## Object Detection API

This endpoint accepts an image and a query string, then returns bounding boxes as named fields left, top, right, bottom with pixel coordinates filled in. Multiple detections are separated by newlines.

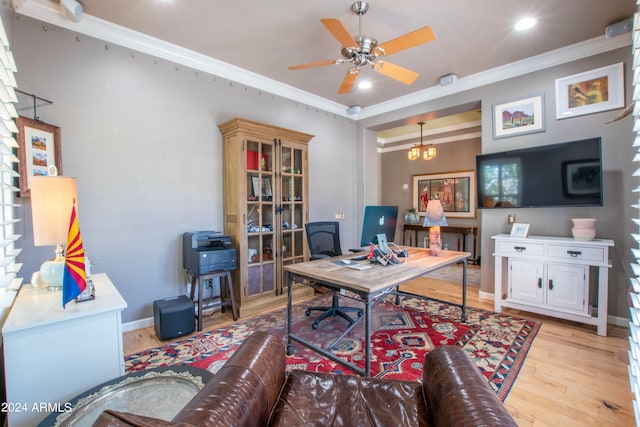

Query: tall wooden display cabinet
left=219, top=118, right=315, bottom=317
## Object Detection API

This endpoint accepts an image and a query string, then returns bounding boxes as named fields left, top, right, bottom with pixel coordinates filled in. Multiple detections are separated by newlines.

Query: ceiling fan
left=288, top=1, right=436, bottom=94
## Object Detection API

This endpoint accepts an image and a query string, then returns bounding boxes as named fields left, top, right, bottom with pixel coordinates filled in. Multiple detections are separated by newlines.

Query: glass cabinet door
left=280, top=143, right=306, bottom=286
left=246, top=139, right=276, bottom=297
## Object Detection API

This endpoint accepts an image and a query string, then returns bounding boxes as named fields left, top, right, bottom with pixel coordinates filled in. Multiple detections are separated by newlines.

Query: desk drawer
left=495, top=240, right=544, bottom=256
left=547, top=244, right=605, bottom=263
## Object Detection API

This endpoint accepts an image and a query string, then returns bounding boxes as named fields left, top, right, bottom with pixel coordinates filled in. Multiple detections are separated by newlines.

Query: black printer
left=183, top=231, right=237, bottom=274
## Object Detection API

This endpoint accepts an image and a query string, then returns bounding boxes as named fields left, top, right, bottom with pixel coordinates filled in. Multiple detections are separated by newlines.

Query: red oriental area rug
left=125, top=294, right=540, bottom=401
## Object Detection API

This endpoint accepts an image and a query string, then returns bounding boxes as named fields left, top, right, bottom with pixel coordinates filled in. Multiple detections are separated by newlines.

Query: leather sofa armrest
left=171, top=331, right=286, bottom=427
left=422, top=346, right=517, bottom=427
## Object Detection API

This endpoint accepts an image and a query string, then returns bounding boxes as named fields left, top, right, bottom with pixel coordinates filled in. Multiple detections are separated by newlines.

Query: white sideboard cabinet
left=2, top=273, right=127, bottom=427
left=492, top=234, right=613, bottom=336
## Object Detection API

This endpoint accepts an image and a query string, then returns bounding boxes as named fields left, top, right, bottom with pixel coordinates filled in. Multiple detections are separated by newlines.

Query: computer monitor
left=359, top=205, right=399, bottom=247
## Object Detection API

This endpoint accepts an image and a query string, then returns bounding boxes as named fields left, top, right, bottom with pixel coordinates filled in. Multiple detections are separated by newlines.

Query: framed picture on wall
left=555, top=62, right=624, bottom=119
left=492, top=94, right=545, bottom=139
left=412, top=170, right=476, bottom=218
left=16, top=116, right=62, bottom=197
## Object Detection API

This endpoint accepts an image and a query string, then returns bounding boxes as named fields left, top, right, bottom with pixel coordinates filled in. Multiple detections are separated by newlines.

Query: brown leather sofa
left=94, top=331, right=517, bottom=426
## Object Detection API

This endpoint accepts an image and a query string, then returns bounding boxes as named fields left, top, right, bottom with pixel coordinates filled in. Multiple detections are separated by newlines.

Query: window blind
left=630, top=5, right=640, bottom=426
left=0, top=16, right=22, bottom=301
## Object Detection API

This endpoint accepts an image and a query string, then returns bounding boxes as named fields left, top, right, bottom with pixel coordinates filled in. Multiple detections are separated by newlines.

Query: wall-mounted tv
left=476, top=137, right=602, bottom=209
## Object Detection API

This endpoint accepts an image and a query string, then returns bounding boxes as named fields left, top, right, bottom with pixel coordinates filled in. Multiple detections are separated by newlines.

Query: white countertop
left=2, top=273, right=127, bottom=334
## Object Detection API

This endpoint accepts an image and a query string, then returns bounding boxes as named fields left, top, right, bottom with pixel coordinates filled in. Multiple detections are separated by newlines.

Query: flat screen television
left=476, top=137, right=603, bottom=209
left=360, top=205, right=399, bottom=246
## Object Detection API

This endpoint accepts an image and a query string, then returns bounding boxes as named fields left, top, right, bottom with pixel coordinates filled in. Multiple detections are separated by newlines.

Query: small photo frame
left=555, top=62, right=624, bottom=119
left=251, top=176, right=272, bottom=199
left=492, top=94, right=545, bottom=139
left=510, top=223, right=530, bottom=238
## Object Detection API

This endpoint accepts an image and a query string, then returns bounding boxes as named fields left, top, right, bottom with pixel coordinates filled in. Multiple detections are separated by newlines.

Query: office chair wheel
left=357, top=311, right=364, bottom=317
left=312, top=321, right=320, bottom=330
left=305, top=309, right=312, bottom=316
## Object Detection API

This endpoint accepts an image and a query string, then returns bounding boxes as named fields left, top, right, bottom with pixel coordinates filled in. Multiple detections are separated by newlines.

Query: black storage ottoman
left=153, top=295, right=195, bottom=340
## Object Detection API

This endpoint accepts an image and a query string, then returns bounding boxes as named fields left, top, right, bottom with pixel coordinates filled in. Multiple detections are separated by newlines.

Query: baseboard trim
left=477, top=291, right=629, bottom=329
left=123, top=316, right=154, bottom=333
left=122, top=297, right=630, bottom=334
left=478, top=290, right=494, bottom=301
left=608, top=314, right=629, bottom=329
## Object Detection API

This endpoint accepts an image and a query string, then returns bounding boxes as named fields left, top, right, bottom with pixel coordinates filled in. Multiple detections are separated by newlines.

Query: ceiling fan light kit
left=289, top=1, right=436, bottom=94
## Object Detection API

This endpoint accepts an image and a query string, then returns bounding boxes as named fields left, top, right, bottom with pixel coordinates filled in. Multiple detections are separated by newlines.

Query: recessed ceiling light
left=358, top=80, right=372, bottom=90
left=515, top=17, right=537, bottom=31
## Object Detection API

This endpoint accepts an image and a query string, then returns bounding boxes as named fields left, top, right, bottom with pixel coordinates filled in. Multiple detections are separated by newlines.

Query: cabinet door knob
left=567, top=250, right=582, bottom=257
left=537, top=278, right=542, bottom=288
left=514, top=246, right=526, bottom=252
left=549, top=279, right=554, bottom=290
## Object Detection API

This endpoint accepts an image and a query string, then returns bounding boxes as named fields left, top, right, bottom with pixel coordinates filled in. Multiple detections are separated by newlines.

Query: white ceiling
left=12, top=0, right=635, bottom=126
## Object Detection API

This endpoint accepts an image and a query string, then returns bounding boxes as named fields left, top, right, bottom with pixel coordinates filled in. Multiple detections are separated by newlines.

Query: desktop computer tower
left=153, top=295, right=195, bottom=340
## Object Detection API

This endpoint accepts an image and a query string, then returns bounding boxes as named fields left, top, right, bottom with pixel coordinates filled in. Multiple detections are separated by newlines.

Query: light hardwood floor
left=123, top=276, right=634, bottom=427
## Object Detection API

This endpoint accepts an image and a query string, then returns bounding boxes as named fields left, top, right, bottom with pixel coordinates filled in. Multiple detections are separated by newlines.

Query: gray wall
left=11, top=10, right=635, bottom=323
left=380, top=138, right=481, bottom=252
left=367, top=46, right=634, bottom=320
left=12, top=15, right=358, bottom=323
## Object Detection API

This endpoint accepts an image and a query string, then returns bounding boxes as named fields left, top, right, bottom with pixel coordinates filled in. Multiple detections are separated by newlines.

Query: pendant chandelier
left=407, top=121, right=437, bottom=160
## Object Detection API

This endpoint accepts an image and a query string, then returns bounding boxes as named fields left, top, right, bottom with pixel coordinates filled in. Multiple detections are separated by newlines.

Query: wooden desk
left=402, top=224, right=478, bottom=263
left=284, top=248, right=470, bottom=377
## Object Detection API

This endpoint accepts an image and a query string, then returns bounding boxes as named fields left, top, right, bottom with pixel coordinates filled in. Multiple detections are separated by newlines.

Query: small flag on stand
left=62, top=202, right=86, bottom=308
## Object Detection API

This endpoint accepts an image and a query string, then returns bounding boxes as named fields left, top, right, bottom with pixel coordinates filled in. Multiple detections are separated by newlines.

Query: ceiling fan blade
left=288, top=59, right=336, bottom=71
left=338, top=70, right=358, bottom=94
left=374, top=61, right=419, bottom=85
left=378, top=26, right=436, bottom=56
left=321, top=18, right=358, bottom=48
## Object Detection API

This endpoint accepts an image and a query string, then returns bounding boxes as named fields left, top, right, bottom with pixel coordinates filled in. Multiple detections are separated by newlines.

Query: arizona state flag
left=62, top=203, right=86, bottom=308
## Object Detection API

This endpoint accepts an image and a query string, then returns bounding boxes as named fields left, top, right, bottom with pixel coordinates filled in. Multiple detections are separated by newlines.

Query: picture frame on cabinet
left=555, top=62, right=624, bottom=119
left=252, top=176, right=272, bottom=199
left=510, top=223, right=530, bottom=238
left=492, top=94, right=545, bottom=139
left=16, top=116, right=62, bottom=197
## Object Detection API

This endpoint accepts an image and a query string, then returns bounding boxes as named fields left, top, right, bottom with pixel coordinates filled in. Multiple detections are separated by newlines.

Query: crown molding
left=358, top=34, right=631, bottom=120
left=378, top=131, right=482, bottom=154
left=13, top=0, right=632, bottom=121
left=12, top=0, right=349, bottom=117
left=377, top=120, right=482, bottom=145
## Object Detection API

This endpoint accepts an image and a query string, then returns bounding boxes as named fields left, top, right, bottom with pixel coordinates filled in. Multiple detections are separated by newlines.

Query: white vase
left=404, top=212, right=420, bottom=224
left=571, top=218, right=596, bottom=241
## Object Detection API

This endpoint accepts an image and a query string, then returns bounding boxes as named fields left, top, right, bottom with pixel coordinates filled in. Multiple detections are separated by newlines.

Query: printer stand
left=187, top=270, right=238, bottom=331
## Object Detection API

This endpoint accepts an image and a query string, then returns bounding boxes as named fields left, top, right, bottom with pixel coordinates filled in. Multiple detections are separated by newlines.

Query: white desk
left=2, top=273, right=127, bottom=427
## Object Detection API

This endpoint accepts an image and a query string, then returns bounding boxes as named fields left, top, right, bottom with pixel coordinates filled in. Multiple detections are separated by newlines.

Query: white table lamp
left=30, top=175, right=77, bottom=289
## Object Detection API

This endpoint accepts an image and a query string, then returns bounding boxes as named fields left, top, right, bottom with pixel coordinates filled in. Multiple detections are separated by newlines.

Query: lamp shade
left=423, top=199, right=448, bottom=227
left=30, top=176, right=77, bottom=246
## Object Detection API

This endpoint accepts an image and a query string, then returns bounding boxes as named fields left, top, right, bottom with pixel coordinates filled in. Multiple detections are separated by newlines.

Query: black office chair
left=304, top=221, right=363, bottom=329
